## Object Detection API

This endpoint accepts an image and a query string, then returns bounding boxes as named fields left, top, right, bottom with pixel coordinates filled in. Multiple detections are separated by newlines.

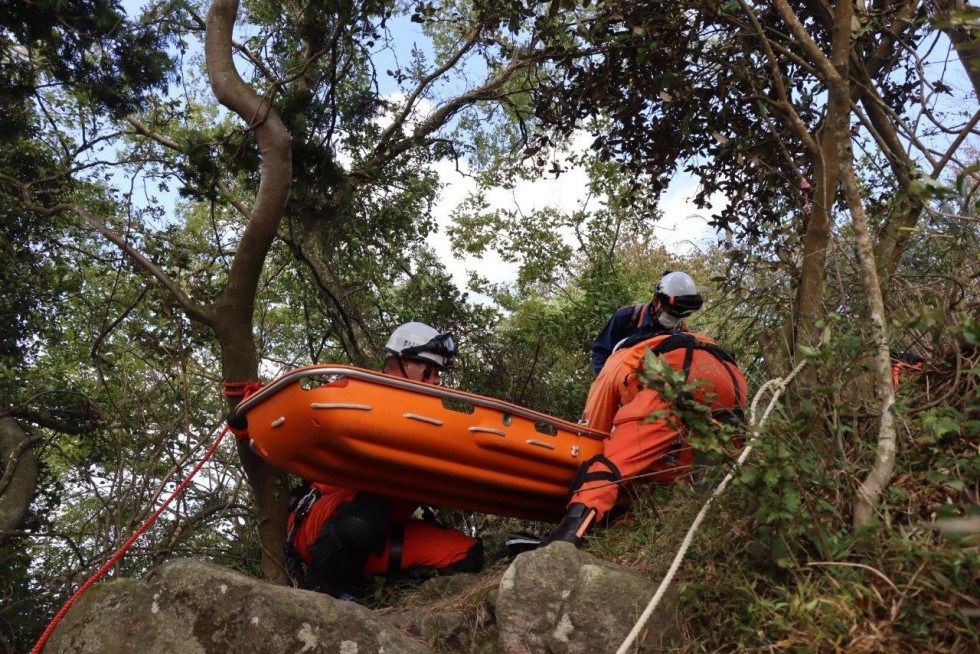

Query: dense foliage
left=1, top=0, right=977, bottom=651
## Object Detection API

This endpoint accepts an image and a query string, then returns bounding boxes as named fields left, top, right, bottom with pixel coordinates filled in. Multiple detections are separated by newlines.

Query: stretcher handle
left=231, top=365, right=607, bottom=440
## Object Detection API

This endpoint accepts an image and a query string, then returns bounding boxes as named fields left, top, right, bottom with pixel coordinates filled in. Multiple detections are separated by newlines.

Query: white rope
left=615, top=359, right=808, bottom=654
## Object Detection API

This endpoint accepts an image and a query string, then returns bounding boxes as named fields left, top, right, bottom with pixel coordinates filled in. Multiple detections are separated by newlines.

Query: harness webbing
left=631, top=302, right=647, bottom=328
left=567, top=454, right=622, bottom=500
left=387, top=524, right=405, bottom=574
left=286, top=486, right=322, bottom=543
left=643, top=334, right=745, bottom=409
left=284, top=486, right=323, bottom=587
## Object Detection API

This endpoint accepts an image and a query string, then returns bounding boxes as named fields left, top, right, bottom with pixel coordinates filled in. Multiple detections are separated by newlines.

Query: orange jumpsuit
left=571, top=332, right=748, bottom=521
left=288, top=482, right=480, bottom=579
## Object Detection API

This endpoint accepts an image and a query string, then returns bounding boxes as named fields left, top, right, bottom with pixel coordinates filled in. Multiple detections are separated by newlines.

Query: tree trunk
left=206, top=0, right=293, bottom=582
left=792, top=132, right=838, bottom=356
left=776, top=0, right=849, bottom=370
left=0, top=416, right=39, bottom=535
left=841, top=156, right=898, bottom=529
left=770, top=0, right=853, bottom=411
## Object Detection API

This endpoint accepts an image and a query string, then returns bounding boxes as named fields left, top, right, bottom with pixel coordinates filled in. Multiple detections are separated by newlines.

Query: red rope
left=221, top=380, right=263, bottom=398
left=222, top=380, right=262, bottom=438
left=31, top=426, right=230, bottom=653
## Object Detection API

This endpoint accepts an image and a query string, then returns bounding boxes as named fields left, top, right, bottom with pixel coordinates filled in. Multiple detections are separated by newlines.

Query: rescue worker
left=591, top=271, right=703, bottom=375
left=543, top=330, right=748, bottom=546
left=284, top=322, right=484, bottom=598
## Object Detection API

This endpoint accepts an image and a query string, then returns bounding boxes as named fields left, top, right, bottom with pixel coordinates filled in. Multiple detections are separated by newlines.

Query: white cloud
left=425, top=139, right=725, bottom=296
left=426, top=154, right=595, bottom=295
left=656, top=177, right=726, bottom=252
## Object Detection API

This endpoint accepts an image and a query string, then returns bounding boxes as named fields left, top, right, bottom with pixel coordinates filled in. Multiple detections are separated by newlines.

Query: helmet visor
left=656, top=292, right=703, bottom=318
left=400, top=332, right=456, bottom=368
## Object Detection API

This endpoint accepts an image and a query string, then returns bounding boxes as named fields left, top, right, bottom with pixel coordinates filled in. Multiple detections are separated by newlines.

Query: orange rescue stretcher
left=230, top=366, right=608, bottom=522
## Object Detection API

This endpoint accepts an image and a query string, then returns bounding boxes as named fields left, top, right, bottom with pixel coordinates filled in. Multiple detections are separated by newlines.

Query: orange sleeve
left=583, top=345, right=645, bottom=432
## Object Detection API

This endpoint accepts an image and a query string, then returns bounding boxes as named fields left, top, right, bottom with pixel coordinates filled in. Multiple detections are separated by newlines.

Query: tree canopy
left=1, top=0, right=977, bottom=651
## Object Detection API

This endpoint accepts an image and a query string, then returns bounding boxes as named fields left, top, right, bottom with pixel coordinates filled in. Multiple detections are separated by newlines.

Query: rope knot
left=222, top=380, right=262, bottom=439
left=221, top=380, right=263, bottom=399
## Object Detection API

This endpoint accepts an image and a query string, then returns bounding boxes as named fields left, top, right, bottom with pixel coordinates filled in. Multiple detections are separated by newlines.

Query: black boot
left=540, top=503, right=598, bottom=547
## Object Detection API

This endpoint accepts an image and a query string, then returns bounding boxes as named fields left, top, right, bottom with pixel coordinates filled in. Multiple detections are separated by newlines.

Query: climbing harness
left=283, top=485, right=323, bottom=588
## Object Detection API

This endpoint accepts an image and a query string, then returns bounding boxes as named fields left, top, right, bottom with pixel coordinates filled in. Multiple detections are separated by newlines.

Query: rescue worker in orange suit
left=284, top=322, right=483, bottom=598
left=544, top=326, right=748, bottom=546
left=591, top=271, right=702, bottom=375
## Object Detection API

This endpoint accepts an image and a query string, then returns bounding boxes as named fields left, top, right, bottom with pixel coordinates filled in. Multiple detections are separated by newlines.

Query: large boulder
left=44, top=546, right=681, bottom=654
left=495, top=542, right=680, bottom=653
left=45, top=558, right=430, bottom=654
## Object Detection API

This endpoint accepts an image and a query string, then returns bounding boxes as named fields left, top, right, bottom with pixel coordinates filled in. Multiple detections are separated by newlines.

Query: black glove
left=539, top=503, right=598, bottom=547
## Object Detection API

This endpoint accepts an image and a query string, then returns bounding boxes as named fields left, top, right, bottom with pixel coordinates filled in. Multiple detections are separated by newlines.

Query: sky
left=366, top=17, right=723, bottom=293
left=425, top=157, right=721, bottom=292
left=114, top=1, right=977, bottom=303
left=114, top=2, right=723, bottom=299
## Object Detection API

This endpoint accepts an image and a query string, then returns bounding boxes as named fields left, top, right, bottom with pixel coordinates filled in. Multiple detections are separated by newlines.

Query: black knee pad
left=332, top=514, right=387, bottom=554
left=307, top=494, right=390, bottom=593
left=566, top=454, right=621, bottom=501
left=330, top=493, right=390, bottom=555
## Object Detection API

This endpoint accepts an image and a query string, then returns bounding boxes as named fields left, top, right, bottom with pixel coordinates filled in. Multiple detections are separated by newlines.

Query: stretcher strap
left=388, top=524, right=404, bottom=574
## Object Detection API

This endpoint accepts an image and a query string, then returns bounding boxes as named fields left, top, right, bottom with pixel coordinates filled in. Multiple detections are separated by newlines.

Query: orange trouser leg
left=364, top=520, right=482, bottom=575
left=571, top=388, right=683, bottom=521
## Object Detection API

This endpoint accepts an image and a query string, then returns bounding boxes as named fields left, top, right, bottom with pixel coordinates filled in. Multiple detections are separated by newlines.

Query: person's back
left=586, top=332, right=745, bottom=433
left=545, top=331, right=747, bottom=546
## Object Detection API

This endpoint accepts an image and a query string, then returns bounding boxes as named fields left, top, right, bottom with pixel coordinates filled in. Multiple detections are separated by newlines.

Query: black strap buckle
left=286, top=487, right=322, bottom=544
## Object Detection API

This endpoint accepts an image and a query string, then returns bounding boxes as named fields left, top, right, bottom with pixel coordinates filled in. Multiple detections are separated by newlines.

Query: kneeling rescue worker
left=543, top=281, right=749, bottom=546
left=284, top=322, right=484, bottom=598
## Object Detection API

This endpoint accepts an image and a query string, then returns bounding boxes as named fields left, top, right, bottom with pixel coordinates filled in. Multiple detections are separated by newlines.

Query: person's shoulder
left=597, top=305, right=634, bottom=329
left=311, top=482, right=353, bottom=496
left=613, top=303, right=639, bottom=317
left=606, top=338, right=650, bottom=367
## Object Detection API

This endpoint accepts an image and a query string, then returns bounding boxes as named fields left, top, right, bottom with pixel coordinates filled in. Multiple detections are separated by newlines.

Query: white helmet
left=654, top=271, right=703, bottom=317
left=384, top=322, right=457, bottom=368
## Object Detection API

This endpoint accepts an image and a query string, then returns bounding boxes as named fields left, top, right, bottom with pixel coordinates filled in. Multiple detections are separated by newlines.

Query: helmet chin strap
left=396, top=357, right=411, bottom=379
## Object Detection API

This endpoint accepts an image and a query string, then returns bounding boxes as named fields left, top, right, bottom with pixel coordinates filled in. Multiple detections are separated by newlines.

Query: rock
left=45, top=558, right=431, bottom=654
left=44, top=548, right=680, bottom=654
left=495, top=542, right=680, bottom=653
